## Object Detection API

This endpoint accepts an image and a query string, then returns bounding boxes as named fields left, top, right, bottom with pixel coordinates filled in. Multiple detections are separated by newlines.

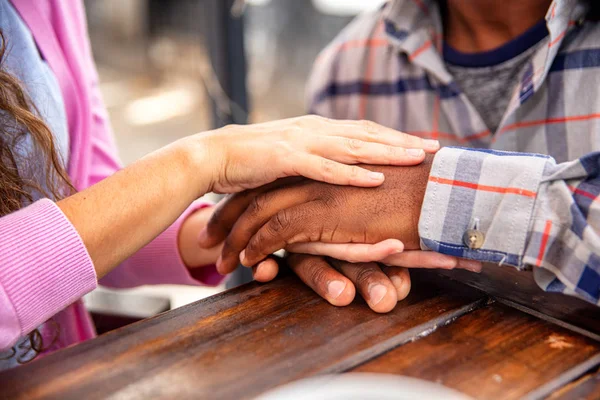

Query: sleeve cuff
left=0, top=199, right=97, bottom=347
left=418, top=147, right=550, bottom=268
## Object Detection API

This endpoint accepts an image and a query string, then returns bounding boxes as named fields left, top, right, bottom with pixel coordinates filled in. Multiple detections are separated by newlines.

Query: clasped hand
left=199, top=156, right=481, bottom=313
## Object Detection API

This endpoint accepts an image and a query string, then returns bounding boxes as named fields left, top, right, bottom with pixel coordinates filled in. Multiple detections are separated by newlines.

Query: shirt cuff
left=0, top=199, right=97, bottom=348
left=418, top=147, right=550, bottom=267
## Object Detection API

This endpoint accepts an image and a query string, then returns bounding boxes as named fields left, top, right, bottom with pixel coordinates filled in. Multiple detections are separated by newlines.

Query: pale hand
left=196, top=115, right=439, bottom=194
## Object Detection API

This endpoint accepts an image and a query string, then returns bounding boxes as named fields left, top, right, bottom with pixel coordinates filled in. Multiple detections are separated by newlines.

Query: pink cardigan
left=0, top=1, right=222, bottom=353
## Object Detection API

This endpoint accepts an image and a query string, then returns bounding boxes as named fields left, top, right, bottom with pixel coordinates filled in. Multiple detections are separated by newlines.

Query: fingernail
left=368, top=171, right=385, bottom=181
left=368, top=284, right=388, bottom=305
left=327, top=280, right=346, bottom=299
left=424, top=139, right=440, bottom=150
left=407, top=148, right=424, bottom=157
left=239, top=250, right=246, bottom=264
left=390, top=275, right=403, bottom=289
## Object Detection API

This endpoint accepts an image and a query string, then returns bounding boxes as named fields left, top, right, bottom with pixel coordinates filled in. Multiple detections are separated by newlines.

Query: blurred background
left=81, top=0, right=386, bottom=326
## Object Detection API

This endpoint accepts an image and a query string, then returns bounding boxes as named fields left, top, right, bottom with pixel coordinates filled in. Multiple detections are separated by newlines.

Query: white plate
left=257, top=373, right=473, bottom=400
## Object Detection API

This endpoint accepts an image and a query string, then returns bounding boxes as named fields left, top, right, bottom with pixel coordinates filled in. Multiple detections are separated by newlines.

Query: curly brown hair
left=0, top=30, right=74, bottom=363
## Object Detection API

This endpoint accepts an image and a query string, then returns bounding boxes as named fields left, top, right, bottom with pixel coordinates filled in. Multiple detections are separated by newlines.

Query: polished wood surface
left=1, top=270, right=599, bottom=400
left=353, top=303, right=600, bottom=400
left=438, top=264, right=600, bottom=336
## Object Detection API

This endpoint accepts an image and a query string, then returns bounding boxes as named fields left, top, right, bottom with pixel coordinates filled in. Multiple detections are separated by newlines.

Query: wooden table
left=2, top=267, right=600, bottom=400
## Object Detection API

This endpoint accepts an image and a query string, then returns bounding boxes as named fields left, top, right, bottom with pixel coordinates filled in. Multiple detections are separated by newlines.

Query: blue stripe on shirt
left=384, top=20, right=409, bottom=41
left=550, top=48, right=600, bottom=72
left=421, top=238, right=522, bottom=266
left=447, top=147, right=552, bottom=158
left=314, top=76, right=460, bottom=104
left=579, top=151, right=600, bottom=175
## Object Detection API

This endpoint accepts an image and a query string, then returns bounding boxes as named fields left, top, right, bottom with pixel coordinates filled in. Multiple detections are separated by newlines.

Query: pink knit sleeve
left=0, top=199, right=97, bottom=349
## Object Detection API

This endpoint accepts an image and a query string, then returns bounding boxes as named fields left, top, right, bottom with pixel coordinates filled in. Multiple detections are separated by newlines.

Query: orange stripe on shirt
left=549, top=21, right=578, bottom=48
left=339, top=38, right=389, bottom=52
left=409, top=40, right=432, bottom=61
left=496, top=113, right=600, bottom=141
left=569, top=185, right=600, bottom=202
left=428, top=176, right=537, bottom=198
left=536, top=220, right=553, bottom=267
left=358, top=22, right=385, bottom=119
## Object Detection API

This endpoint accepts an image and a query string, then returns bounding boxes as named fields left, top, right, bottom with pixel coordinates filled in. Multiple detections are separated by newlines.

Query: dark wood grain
left=438, top=264, right=600, bottom=335
left=353, top=303, right=600, bottom=400
left=0, top=271, right=485, bottom=400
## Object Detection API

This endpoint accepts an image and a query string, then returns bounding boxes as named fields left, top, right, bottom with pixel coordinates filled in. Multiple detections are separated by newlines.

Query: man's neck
left=443, top=0, right=553, bottom=53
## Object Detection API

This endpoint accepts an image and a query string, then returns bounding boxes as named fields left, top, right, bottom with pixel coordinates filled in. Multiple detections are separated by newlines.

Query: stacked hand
left=177, top=115, right=436, bottom=270
left=198, top=157, right=481, bottom=313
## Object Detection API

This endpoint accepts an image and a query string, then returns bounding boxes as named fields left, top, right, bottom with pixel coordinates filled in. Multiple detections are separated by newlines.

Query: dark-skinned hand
left=199, top=156, right=481, bottom=312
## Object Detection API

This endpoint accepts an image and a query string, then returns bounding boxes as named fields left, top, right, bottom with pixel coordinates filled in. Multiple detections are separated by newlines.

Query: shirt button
left=463, top=229, right=484, bottom=249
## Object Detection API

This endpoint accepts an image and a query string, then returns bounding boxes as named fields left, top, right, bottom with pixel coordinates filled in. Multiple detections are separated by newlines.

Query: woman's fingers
left=285, top=153, right=386, bottom=187
left=329, top=259, right=398, bottom=313
left=287, top=254, right=356, bottom=306
left=381, top=250, right=483, bottom=272
left=319, top=118, right=440, bottom=152
left=286, top=239, right=404, bottom=263
left=286, top=241, right=482, bottom=273
left=207, top=116, right=440, bottom=194
left=306, top=136, right=425, bottom=166
left=456, top=258, right=484, bottom=273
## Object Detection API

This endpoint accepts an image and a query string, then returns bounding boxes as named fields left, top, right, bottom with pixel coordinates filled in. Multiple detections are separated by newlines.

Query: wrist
left=175, top=133, right=220, bottom=198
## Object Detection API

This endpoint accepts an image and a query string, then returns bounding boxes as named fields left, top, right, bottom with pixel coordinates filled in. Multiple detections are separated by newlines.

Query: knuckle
left=354, top=263, right=379, bottom=286
left=308, top=262, right=331, bottom=287
left=282, top=127, right=296, bottom=142
left=304, top=114, right=323, bottom=126
left=245, top=236, right=262, bottom=257
left=248, top=194, right=266, bottom=216
left=401, top=131, right=421, bottom=146
left=316, top=115, right=331, bottom=124
left=385, top=145, right=398, bottom=159
left=320, top=158, right=337, bottom=178
left=348, top=166, right=360, bottom=180
left=269, top=210, right=292, bottom=234
left=346, top=138, right=364, bottom=152
left=361, top=119, right=378, bottom=136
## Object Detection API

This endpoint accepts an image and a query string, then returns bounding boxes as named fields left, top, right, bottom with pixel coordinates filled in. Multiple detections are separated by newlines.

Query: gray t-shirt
left=446, top=46, right=538, bottom=134
left=443, top=20, right=548, bottom=134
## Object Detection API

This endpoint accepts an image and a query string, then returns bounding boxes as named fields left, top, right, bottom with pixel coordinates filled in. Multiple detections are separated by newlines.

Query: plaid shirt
left=307, top=0, right=600, bottom=305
